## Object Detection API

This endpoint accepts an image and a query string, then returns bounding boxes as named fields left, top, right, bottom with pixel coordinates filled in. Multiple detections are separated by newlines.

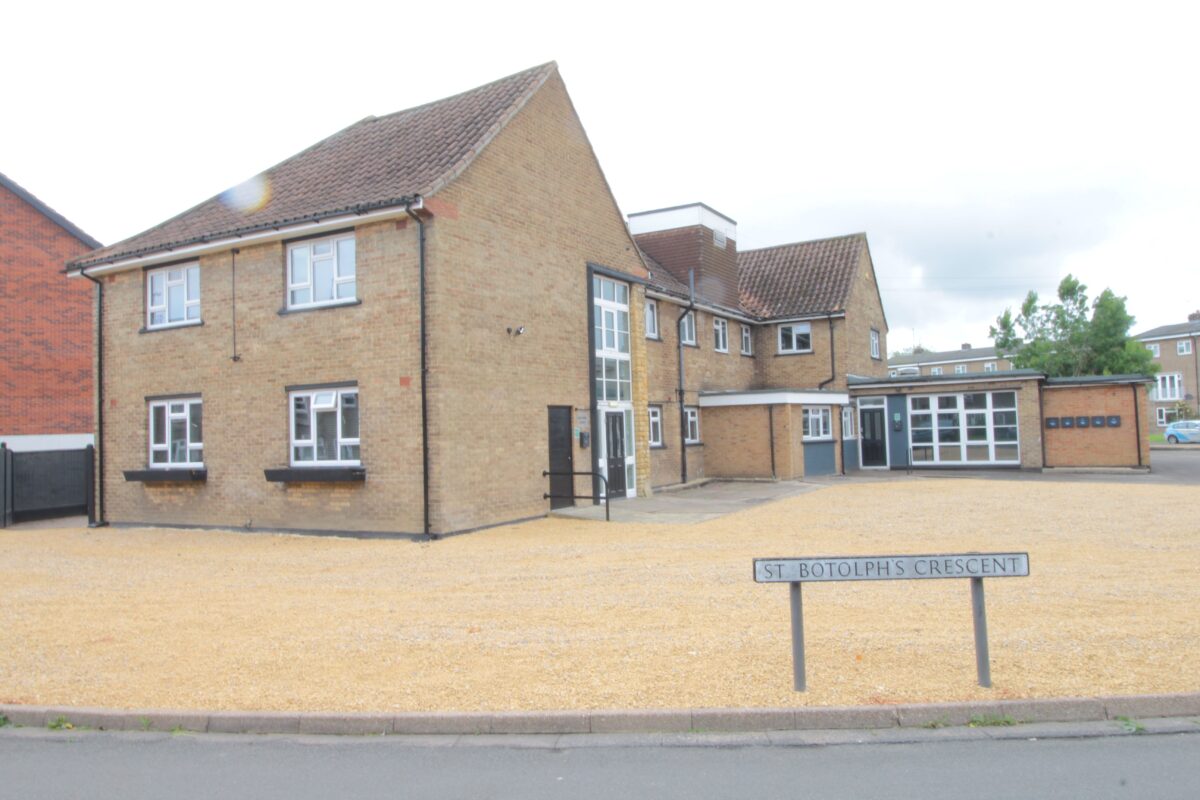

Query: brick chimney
left=961, top=343, right=972, bottom=350
left=1189, top=310, right=1200, bottom=322
left=628, top=203, right=739, bottom=308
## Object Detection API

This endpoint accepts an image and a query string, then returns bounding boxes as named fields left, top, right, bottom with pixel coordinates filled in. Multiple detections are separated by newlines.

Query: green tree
left=989, top=275, right=1158, bottom=377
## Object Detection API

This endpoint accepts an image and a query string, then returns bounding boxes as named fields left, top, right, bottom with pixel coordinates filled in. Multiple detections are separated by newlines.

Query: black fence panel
left=11, top=448, right=90, bottom=522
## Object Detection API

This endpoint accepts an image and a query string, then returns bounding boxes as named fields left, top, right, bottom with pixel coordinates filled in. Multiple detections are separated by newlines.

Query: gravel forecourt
left=1, top=479, right=1197, bottom=714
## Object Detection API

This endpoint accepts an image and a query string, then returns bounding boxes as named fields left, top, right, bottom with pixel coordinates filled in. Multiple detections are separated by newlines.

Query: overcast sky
left=5, top=1, right=1197, bottom=351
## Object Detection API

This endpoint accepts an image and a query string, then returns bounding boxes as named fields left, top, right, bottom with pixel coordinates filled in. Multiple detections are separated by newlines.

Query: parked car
left=1164, top=420, right=1200, bottom=444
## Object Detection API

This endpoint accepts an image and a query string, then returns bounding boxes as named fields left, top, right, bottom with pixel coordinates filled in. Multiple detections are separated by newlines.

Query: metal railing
left=542, top=470, right=611, bottom=522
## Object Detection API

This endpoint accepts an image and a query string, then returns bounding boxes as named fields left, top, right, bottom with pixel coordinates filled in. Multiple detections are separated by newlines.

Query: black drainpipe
left=405, top=202, right=433, bottom=539
left=1132, top=383, right=1143, bottom=468
left=81, top=271, right=107, bottom=527
left=586, top=265, right=600, bottom=504
left=230, top=249, right=241, bottom=362
left=768, top=405, right=777, bottom=479
left=1038, top=379, right=1047, bottom=469
left=676, top=271, right=696, bottom=485
left=818, top=317, right=837, bottom=389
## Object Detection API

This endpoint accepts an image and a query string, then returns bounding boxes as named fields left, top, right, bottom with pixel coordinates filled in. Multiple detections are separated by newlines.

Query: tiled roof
left=737, top=233, right=865, bottom=318
left=1135, top=320, right=1200, bottom=340
left=641, top=249, right=751, bottom=319
left=889, top=345, right=1001, bottom=367
left=70, top=63, right=556, bottom=269
left=0, top=171, right=102, bottom=249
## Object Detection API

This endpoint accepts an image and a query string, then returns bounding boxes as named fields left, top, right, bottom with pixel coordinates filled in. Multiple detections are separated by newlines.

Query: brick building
left=1135, top=313, right=1200, bottom=430
left=887, top=344, right=1013, bottom=378
left=1, top=172, right=101, bottom=451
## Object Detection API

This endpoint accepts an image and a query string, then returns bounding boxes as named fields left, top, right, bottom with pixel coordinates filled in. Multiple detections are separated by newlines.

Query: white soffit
left=699, top=391, right=850, bottom=407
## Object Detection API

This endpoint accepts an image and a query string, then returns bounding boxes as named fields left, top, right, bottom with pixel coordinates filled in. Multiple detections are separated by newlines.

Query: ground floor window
left=1157, top=406, right=1179, bottom=427
left=291, top=388, right=360, bottom=465
left=149, top=397, right=202, bottom=466
left=684, top=407, right=700, bottom=443
left=802, top=406, right=832, bottom=440
left=909, top=390, right=1019, bottom=465
left=648, top=405, right=663, bottom=446
left=842, top=406, right=856, bottom=439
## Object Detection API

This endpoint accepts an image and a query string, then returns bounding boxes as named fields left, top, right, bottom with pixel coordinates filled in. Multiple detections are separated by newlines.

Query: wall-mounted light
left=506, top=326, right=526, bottom=336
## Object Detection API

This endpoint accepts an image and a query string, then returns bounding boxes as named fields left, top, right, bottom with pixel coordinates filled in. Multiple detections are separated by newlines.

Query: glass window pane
left=617, top=311, right=629, bottom=333
left=168, top=284, right=185, bottom=321
left=966, top=413, right=987, bottom=427
left=911, top=397, right=930, bottom=411
left=290, top=248, right=310, bottom=284
left=604, top=360, right=617, bottom=381
left=618, top=361, right=630, bottom=381
left=185, top=304, right=200, bottom=320
left=152, top=450, right=168, bottom=464
left=341, top=394, right=359, bottom=439
left=626, top=463, right=635, bottom=489
left=150, top=273, right=164, bottom=305
left=291, top=288, right=311, bottom=306
left=966, top=445, right=990, bottom=462
left=964, top=393, right=987, bottom=409
left=152, top=405, right=166, bottom=445
left=994, top=444, right=1019, bottom=461
left=340, top=444, right=361, bottom=461
left=618, top=332, right=629, bottom=353
left=293, top=396, right=311, bottom=441
left=967, top=427, right=989, bottom=441
left=616, top=284, right=628, bottom=305
left=910, top=413, right=932, bottom=428
left=993, top=410, right=1017, bottom=426
left=186, top=266, right=199, bottom=301
left=316, top=410, right=337, bottom=460
left=939, top=445, right=963, bottom=461
left=912, top=429, right=933, bottom=443
left=313, top=258, right=334, bottom=301
left=170, top=403, right=184, bottom=414
left=170, top=418, right=187, bottom=462
left=938, top=396, right=959, bottom=409
left=336, top=280, right=355, bottom=299
left=796, top=332, right=811, bottom=350
left=992, top=392, right=1016, bottom=408
left=189, top=448, right=203, bottom=463
left=314, top=392, right=336, bottom=408
left=602, top=280, right=614, bottom=301
left=150, top=311, right=165, bottom=326
left=313, top=242, right=332, bottom=256
left=995, top=426, right=1018, bottom=442
left=606, top=380, right=617, bottom=401
left=168, top=269, right=182, bottom=282
left=619, top=381, right=631, bottom=401
left=294, top=446, right=314, bottom=462
left=189, top=403, right=202, bottom=443
left=337, top=239, right=356, bottom=277
left=912, top=445, right=934, bottom=462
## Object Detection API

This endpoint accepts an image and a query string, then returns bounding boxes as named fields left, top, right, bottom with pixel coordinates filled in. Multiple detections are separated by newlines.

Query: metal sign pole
left=789, top=581, right=806, bottom=691
left=970, top=577, right=991, bottom=688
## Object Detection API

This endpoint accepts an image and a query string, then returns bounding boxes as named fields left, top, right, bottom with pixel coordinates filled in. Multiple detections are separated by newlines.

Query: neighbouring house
left=1135, top=312, right=1200, bottom=430
left=887, top=344, right=1013, bottom=378
left=0, top=171, right=101, bottom=452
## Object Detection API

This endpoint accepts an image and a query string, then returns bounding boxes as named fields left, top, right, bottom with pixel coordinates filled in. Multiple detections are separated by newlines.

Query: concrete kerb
left=4, top=694, right=1200, bottom=737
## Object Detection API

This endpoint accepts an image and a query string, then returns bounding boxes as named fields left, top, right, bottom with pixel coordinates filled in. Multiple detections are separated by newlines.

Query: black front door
left=547, top=406, right=574, bottom=509
left=860, top=407, right=887, bottom=467
left=605, top=411, right=626, bottom=497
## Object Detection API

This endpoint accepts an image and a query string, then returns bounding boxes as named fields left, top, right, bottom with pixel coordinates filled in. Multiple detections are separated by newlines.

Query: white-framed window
left=645, top=299, right=659, bottom=339
left=842, top=406, right=856, bottom=439
left=1146, top=343, right=1160, bottom=358
left=870, top=329, right=881, bottom=359
left=290, top=388, right=360, bottom=465
left=802, top=407, right=832, bottom=440
left=287, top=233, right=356, bottom=310
left=680, top=310, right=696, bottom=345
left=146, top=263, right=200, bottom=329
left=1157, top=406, right=1179, bottom=427
left=909, top=391, right=1019, bottom=465
left=713, top=317, right=729, bottom=352
left=955, top=364, right=968, bottom=375
left=1179, top=340, right=1193, bottom=356
left=930, top=366, right=944, bottom=376
left=984, top=361, right=998, bottom=373
left=741, top=324, right=753, bottom=355
left=148, top=397, right=203, bottom=466
left=648, top=406, right=663, bottom=446
left=778, top=322, right=812, bottom=353
left=1154, top=373, right=1184, bottom=402
left=594, top=276, right=633, bottom=403
left=684, top=407, right=700, bottom=443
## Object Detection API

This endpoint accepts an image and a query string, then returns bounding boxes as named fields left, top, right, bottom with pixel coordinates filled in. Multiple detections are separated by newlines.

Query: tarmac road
left=2, top=724, right=1198, bottom=800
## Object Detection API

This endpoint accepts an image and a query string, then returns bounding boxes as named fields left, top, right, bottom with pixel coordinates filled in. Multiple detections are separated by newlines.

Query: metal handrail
left=542, top=470, right=611, bottom=522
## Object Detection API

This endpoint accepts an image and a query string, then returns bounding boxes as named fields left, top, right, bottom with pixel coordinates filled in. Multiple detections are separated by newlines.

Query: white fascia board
left=849, top=375, right=1041, bottom=390
left=769, top=313, right=846, bottom=325
left=628, top=205, right=737, bottom=240
left=75, top=199, right=424, bottom=277
left=1138, top=332, right=1200, bottom=343
left=699, top=391, right=850, bottom=407
left=645, top=290, right=758, bottom=325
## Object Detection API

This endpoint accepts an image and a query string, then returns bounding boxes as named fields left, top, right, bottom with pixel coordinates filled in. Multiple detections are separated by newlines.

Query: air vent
left=713, top=229, right=727, bottom=250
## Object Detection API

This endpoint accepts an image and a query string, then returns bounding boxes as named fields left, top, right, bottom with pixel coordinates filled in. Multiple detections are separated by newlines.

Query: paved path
left=2, top=721, right=1197, bottom=799
left=551, top=479, right=821, bottom=523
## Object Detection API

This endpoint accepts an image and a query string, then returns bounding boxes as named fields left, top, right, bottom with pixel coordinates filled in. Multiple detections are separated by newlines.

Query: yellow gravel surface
left=2, top=479, right=1198, bottom=713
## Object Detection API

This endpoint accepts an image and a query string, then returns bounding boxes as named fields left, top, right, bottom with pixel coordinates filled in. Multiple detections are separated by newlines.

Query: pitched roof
left=889, top=345, right=1001, bottom=367
left=1135, top=320, right=1200, bottom=340
left=70, top=62, right=556, bottom=269
left=736, top=233, right=865, bottom=318
left=0, top=171, right=102, bottom=249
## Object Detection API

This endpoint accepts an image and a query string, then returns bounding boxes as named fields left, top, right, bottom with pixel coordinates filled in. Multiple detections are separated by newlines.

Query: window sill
left=278, top=299, right=362, bottom=316
left=681, top=342, right=699, bottom=349
left=124, top=468, right=207, bottom=482
left=775, top=350, right=814, bottom=357
left=139, top=320, right=204, bottom=334
left=685, top=441, right=703, bottom=448
left=650, top=444, right=668, bottom=450
left=646, top=335, right=662, bottom=342
left=803, top=438, right=835, bottom=444
left=264, top=466, right=366, bottom=483
left=740, top=351, right=754, bottom=358
left=715, top=349, right=729, bottom=355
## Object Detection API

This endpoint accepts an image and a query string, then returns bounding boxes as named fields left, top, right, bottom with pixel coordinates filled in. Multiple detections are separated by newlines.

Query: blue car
left=1164, top=420, right=1200, bottom=444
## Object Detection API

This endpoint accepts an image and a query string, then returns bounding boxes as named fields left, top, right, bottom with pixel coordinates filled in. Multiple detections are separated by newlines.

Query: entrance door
left=547, top=407, right=574, bottom=509
left=860, top=407, right=888, bottom=467
left=604, top=411, right=627, bottom=497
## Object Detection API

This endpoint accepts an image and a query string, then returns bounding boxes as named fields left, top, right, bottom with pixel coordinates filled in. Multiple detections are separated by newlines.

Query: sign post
left=754, top=552, right=1029, bottom=690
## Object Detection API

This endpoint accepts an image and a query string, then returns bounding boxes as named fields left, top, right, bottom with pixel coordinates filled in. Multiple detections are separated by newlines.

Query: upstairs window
left=1179, top=340, right=1193, bottom=356
left=680, top=311, right=696, bottom=346
left=984, top=361, right=998, bottom=372
left=930, top=367, right=944, bottom=376
left=778, top=322, right=812, bottom=353
left=291, top=388, right=361, bottom=465
left=713, top=318, right=729, bottom=352
left=1146, top=343, right=1160, bottom=358
left=870, top=329, right=881, bottom=359
left=645, top=299, right=659, bottom=339
left=288, top=234, right=356, bottom=310
left=955, top=364, right=967, bottom=375
left=149, top=398, right=203, bottom=466
left=146, top=263, right=200, bottom=329
left=1155, top=373, right=1183, bottom=402
left=741, top=324, right=753, bottom=355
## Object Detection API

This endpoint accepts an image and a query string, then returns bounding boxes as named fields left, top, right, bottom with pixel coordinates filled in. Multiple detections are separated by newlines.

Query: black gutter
left=677, top=270, right=696, bottom=485
left=80, top=272, right=107, bottom=527
left=405, top=203, right=433, bottom=538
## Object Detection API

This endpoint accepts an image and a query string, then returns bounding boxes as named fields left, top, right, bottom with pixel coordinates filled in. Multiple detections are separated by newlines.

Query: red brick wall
left=0, top=183, right=95, bottom=436
left=1043, top=384, right=1150, bottom=468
